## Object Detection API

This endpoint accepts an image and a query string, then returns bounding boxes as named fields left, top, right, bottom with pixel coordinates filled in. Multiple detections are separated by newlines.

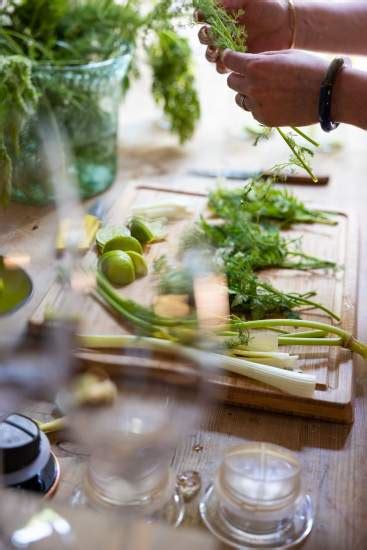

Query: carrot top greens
left=0, top=0, right=200, bottom=205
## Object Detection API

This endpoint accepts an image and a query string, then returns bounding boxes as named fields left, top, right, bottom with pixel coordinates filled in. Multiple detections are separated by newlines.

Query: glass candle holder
left=11, top=47, right=131, bottom=205
left=200, top=443, right=314, bottom=549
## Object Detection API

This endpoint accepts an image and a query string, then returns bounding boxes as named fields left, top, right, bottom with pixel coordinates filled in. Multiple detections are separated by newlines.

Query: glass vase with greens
left=0, top=0, right=200, bottom=206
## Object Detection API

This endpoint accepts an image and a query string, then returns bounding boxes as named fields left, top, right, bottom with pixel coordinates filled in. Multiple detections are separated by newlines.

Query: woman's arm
left=296, top=1, right=367, bottom=55
left=333, top=66, right=367, bottom=129
left=223, top=49, right=367, bottom=131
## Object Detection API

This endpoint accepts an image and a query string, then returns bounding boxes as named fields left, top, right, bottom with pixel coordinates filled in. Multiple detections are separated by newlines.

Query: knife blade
left=187, top=169, right=329, bottom=186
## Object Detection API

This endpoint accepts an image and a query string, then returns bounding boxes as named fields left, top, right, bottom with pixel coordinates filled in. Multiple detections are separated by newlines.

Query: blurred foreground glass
left=11, top=46, right=131, bottom=205
left=68, top=250, right=227, bottom=526
left=0, top=114, right=85, bottom=518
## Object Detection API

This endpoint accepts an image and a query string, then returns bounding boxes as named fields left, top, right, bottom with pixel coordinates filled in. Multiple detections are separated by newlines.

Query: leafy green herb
left=0, top=55, right=38, bottom=205
left=193, top=0, right=247, bottom=52
left=0, top=0, right=200, bottom=205
left=178, top=184, right=338, bottom=319
left=149, top=30, right=201, bottom=144
left=209, top=181, right=336, bottom=227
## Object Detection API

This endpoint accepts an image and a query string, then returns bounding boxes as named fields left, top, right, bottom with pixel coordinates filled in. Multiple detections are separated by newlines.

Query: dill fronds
left=193, top=0, right=247, bottom=52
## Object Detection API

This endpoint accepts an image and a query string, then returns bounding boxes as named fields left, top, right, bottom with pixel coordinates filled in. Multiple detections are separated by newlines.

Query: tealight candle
left=200, top=443, right=314, bottom=549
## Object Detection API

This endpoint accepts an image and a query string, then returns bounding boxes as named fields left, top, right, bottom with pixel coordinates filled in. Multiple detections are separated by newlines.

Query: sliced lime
left=96, top=225, right=130, bottom=252
left=129, top=217, right=167, bottom=244
left=0, top=256, right=33, bottom=315
left=126, top=251, right=148, bottom=278
left=99, top=251, right=135, bottom=286
left=129, top=217, right=154, bottom=245
left=103, top=235, right=143, bottom=255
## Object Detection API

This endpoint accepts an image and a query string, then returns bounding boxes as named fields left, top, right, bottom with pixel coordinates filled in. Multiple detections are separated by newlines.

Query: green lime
left=103, top=235, right=143, bottom=255
left=99, top=251, right=135, bottom=286
left=126, top=251, right=148, bottom=278
left=129, top=217, right=154, bottom=245
left=96, top=225, right=130, bottom=252
left=0, top=256, right=33, bottom=316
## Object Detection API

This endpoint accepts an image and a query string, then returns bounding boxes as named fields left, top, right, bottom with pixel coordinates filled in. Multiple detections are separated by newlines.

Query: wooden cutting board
left=30, top=178, right=359, bottom=424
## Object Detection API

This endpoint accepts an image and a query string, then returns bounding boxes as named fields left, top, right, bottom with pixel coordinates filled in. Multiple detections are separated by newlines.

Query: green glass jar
left=11, top=47, right=131, bottom=205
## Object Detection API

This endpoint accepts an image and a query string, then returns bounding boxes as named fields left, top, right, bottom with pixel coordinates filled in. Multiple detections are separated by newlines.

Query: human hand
left=223, top=49, right=332, bottom=127
left=197, top=0, right=292, bottom=73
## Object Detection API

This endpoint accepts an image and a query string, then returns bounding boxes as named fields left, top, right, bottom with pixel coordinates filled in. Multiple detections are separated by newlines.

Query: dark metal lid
left=0, top=414, right=41, bottom=474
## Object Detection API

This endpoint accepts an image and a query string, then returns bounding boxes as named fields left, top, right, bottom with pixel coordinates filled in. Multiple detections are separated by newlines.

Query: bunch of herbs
left=162, top=183, right=339, bottom=320
left=0, top=0, right=200, bottom=205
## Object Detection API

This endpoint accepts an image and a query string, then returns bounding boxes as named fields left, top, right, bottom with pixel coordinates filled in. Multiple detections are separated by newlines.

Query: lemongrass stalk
left=210, top=353, right=315, bottom=397
left=285, top=330, right=327, bottom=339
left=232, top=349, right=298, bottom=370
left=232, top=319, right=367, bottom=359
left=80, top=334, right=175, bottom=352
left=78, top=334, right=315, bottom=397
left=278, top=337, right=344, bottom=347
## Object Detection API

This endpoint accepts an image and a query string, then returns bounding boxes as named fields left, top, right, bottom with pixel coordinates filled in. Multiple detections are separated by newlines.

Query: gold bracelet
left=287, top=0, right=297, bottom=49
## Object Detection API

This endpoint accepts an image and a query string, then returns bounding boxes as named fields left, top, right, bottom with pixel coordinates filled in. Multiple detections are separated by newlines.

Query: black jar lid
left=0, top=414, right=60, bottom=496
left=1, top=414, right=41, bottom=474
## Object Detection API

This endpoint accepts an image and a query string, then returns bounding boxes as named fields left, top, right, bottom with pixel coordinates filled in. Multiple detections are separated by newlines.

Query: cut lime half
left=0, top=256, right=33, bottom=316
left=96, top=225, right=130, bottom=252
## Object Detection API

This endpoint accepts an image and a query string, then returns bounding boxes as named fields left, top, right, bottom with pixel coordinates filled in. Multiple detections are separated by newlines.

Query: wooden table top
left=1, top=39, right=367, bottom=549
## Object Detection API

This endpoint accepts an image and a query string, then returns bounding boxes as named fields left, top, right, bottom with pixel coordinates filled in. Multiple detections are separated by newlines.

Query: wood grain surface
left=30, top=179, right=358, bottom=423
left=1, top=31, right=367, bottom=549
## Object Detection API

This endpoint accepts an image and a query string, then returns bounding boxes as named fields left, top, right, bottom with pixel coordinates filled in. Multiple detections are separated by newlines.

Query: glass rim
left=32, top=44, right=132, bottom=73
left=223, top=443, right=301, bottom=483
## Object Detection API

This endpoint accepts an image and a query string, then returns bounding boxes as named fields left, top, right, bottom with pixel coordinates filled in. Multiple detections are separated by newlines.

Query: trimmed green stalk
left=78, top=334, right=316, bottom=397
left=232, top=319, right=367, bottom=359
left=97, top=271, right=195, bottom=328
left=285, top=330, right=327, bottom=339
left=278, top=337, right=344, bottom=347
left=232, top=349, right=298, bottom=369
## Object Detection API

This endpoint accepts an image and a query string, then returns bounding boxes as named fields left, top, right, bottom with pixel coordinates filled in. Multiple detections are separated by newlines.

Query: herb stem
left=276, top=127, right=318, bottom=182
left=291, top=127, right=320, bottom=148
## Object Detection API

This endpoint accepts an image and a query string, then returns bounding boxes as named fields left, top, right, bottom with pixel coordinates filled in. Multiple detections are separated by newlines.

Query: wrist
left=293, top=1, right=316, bottom=50
left=331, top=66, right=350, bottom=125
left=331, top=67, right=367, bottom=130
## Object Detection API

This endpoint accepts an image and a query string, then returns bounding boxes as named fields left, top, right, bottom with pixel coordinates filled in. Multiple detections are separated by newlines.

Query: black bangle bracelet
left=319, top=58, right=345, bottom=133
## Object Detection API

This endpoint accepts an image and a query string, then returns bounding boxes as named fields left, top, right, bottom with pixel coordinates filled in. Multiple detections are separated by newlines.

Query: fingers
left=206, top=45, right=220, bottom=63
left=222, top=50, right=257, bottom=74
left=227, top=72, right=249, bottom=94
left=194, top=9, right=205, bottom=23
left=198, top=25, right=212, bottom=46
left=235, top=93, right=254, bottom=112
left=216, top=59, right=229, bottom=74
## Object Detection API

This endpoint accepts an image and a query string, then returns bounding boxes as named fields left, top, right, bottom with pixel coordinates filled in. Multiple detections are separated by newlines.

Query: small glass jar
left=200, top=443, right=314, bottom=549
left=11, top=47, right=131, bottom=205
